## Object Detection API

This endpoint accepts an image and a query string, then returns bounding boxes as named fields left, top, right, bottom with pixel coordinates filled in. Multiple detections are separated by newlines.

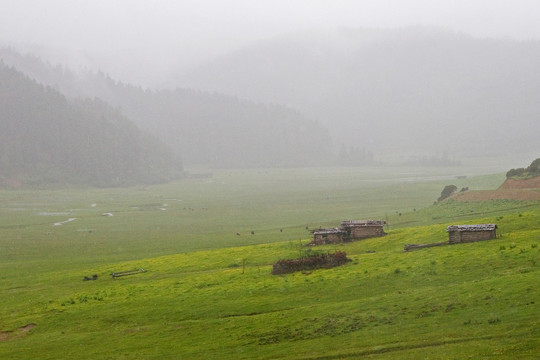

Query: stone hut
left=310, top=228, right=346, bottom=245
left=446, top=224, right=497, bottom=244
left=341, top=220, right=386, bottom=240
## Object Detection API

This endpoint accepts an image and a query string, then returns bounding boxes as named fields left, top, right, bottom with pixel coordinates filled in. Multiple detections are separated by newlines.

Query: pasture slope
left=0, top=169, right=538, bottom=359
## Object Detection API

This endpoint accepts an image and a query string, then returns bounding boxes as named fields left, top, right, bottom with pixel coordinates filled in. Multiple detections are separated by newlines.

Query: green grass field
left=0, top=167, right=538, bottom=359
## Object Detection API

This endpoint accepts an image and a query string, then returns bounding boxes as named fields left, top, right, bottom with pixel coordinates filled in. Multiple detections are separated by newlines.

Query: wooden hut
left=310, top=228, right=346, bottom=245
left=446, top=224, right=497, bottom=244
left=341, top=220, right=386, bottom=240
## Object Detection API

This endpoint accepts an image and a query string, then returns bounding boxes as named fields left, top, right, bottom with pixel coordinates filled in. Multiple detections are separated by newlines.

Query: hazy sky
left=2, top=0, right=539, bottom=85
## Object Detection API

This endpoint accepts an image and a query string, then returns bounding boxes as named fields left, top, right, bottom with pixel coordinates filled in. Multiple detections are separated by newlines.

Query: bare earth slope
left=498, top=176, right=540, bottom=190
left=452, top=176, right=540, bottom=201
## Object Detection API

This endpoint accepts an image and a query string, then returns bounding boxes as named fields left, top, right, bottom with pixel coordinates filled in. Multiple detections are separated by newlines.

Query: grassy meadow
left=0, top=167, right=538, bottom=359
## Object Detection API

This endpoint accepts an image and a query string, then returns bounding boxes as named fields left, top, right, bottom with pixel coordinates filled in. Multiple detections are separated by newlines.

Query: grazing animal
left=251, top=231, right=254, bottom=235
left=236, top=232, right=241, bottom=236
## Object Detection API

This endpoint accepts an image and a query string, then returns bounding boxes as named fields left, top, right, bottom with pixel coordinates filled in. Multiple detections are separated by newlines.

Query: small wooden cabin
left=309, top=220, right=387, bottom=246
left=341, top=220, right=386, bottom=240
left=446, top=224, right=497, bottom=244
left=310, top=228, right=346, bottom=245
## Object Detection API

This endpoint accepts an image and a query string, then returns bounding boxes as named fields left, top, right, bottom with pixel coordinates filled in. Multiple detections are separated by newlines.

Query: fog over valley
left=2, top=3, right=540, bottom=359
left=1, top=1, right=540, bottom=185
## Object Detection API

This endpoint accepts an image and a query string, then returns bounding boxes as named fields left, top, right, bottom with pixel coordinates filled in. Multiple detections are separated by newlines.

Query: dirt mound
left=452, top=189, right=540, bottom=201
left=499, top=176, right=540, bottom=190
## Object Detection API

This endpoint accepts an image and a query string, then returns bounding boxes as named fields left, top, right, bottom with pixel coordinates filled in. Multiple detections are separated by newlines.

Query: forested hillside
left=0, top=48, right=333, bottom=168
left=178, top=27, right=540, bottom=157
left=0, top=63, right=182, bottom=187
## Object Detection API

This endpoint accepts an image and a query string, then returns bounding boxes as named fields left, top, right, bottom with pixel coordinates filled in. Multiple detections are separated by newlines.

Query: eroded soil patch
left=0, top=324, right=36, bottom=342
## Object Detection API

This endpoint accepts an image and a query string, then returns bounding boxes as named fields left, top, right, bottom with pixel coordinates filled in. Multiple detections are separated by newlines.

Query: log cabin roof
left=446, top=224, right=497, bottom=232
left=341, top=220, right=386, bottom=227
left=312, top=228, right=346, bottom=235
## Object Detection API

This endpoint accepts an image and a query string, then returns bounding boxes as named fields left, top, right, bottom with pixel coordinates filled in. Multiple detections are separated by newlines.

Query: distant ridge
left=179, top=26, right=540, bottom=157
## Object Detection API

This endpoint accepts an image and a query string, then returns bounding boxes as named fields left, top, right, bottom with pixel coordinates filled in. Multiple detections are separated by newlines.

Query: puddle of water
left=53, top=218, right=77, bottom=226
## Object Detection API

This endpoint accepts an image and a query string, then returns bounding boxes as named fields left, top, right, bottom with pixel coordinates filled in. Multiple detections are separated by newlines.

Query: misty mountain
left=177, top=27, right=540, bottom=157
left=0, top=63, right=182, bottom=187
left=102, top=85, right=332, bottom=168
left=0, top=48, right=334, bottom=168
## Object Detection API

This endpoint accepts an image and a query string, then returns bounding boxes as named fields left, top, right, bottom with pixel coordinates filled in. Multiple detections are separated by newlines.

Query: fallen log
left=404, top=242, right=448, bottom=251
left=111, top=268, right=146, bottom=279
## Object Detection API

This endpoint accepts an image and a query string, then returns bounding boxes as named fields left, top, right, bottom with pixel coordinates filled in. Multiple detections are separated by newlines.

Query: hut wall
left=349, top=226, right=385, bottom=240
left=448, top=230, right=496, bottom=244
left=312, top=233, right=343, bottom=245
left=448, top=231, right=461, bottom=244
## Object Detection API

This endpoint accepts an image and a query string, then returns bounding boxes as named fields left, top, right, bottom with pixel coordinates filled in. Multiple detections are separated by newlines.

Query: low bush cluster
left=271, top=251, right=350, bottom=275
left=437, top=185, right=457, bottom=202
left=506, top=158, right=540, bottom=178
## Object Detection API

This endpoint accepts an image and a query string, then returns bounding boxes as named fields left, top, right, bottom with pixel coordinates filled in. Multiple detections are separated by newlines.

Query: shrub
left=506, top=168, right=525, bottom=178
left=526, top=158, right=540, bottom=175
left=437, top=185, right=457, bottom=202
left=506, top=158, right=540, bottom=178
